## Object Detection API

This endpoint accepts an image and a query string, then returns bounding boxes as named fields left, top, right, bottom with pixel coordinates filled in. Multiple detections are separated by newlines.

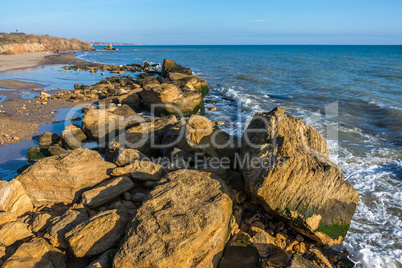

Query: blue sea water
left=1, top=45, right=401, bottom=267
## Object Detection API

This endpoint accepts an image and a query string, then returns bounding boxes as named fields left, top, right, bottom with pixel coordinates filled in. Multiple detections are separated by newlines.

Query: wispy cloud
left=250, top=19, right=267, bottom=23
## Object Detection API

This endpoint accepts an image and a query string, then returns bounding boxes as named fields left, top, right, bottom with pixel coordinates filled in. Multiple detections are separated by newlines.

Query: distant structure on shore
left=89, top=41, right=140, bottom=46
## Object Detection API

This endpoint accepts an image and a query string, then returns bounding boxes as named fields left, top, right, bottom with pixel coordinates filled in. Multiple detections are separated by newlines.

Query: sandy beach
left=0, top=52, right=95, bottom=145
left=0, top=52, right=91, bottom=74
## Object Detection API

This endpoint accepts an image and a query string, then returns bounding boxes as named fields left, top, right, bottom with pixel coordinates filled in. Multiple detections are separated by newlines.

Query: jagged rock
left=65, top=209, right=129, bottom=257
left=240, top=107, right=359, bottom=246
left=17, top=149, right=116, bottom=205
left=122, top=115, right=177, bottom=155
left=2, top=238, right=67, bottom=268
left=113, top=170, right=233, bottom=268
left=289, top=254, right=318, bottom=268
left=86, top=250, right=114, bottom=268
left=170, top=75, right=209, bottom=96
left=114, top=148, right=147, bottom=166
left=38, top=132, right=61, bottom=148
left=48, top=145, right=69, bottom=156
left=218, top=232, right=261, bottom=268
left=140, top=83, right=203, bottom=117
left=118, top=92, right=141, bottom=110
left=0, top=179, right=33, bottom=216
left=105, top=141, right=121, bottom=162
left=263, top=249, right=289, bottom=267
left=32, top=212, right=52, bottom=232
left=81, top=176, right=135, bottom=208
left=44, top=209, right=89, bottom=248
left=0, top=222, right=33, bottom=246
left=162, top=115, right=236, bottom=160
left=251, top=228, right=277, bottom=257
left=161, top=59, right=192, bottom=77
left=111, top=160, right=162, bottom=181
left=27, top=146, right=50, bottom=161
left=82, top=105, right=143, bottom=142
left=61, top=124, right=87, bottom=149
left=0, top=212, right=17, bottom=226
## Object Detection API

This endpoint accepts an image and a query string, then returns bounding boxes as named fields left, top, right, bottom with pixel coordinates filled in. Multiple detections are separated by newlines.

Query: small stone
left=42, top=102, right=47, bottom=105
left=131, top=193, right=146, bottom=203
left=110, top=201, right=122, bottom=210
left=143, top=181, right=156, bottom=189
left=123, top=192, right=132, bottom=201
left=12, top=137, right=19, bottom=141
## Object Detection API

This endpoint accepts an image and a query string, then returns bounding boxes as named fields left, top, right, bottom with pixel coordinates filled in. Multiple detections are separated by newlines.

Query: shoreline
left=0, top=51, right=94, bottom=74
left=0, top=52, right=97, bottom=146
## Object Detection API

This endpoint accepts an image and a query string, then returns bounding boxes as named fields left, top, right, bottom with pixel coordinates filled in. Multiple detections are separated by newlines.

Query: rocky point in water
left=0, top=59, right=358, bottom=268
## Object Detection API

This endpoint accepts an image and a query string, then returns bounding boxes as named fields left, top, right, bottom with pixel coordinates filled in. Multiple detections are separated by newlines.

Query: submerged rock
left=113, top=170, right=233, bottom=268
left=161, top=59, right=192, bottom=77
left=17, top=148, right=116, bottom=205
left=240, top=107, right=359, bottom=246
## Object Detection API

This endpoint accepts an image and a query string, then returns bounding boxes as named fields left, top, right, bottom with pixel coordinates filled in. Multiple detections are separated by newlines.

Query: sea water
left=1, top=45, right=401, bottom=267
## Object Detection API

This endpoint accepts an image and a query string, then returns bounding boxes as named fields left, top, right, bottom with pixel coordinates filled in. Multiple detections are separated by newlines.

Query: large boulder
left=240, top=107, right=359, bottom=246
left=82, top=104, right=143, bottom=142
left=0, top=221, right=33, bottom=246
left=170, top=75, right=209, bottom=96
left=162, top=115, right=236, bottom=160
left=65, top=209, right=130, bottom=257
left=161, top=59, right=192, bottom=77
left=2, top=238, right=67, bottom=268
left=140, top=83, right=203, bottom=117
left=17, top=148, right=116, bottom=205
left=44, top=209, right=89, bottom=248
left=61, top=124, right=87, bottom=149
left=113, top=170, right=233, bottom=268
left=81, top=176, right=135, bottom=208
left=0, top=179, right=33, bottom=216
left=38, top=132, right=61, bottom=148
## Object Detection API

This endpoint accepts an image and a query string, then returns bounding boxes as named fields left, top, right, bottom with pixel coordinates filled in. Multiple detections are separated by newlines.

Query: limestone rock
left=61, top=124, right=87, bottom=149
left=251, top=228, right=277, bottom=257
left=82, top=105, right=142, bottom=141
left=2, top=238, right=67, bottom=268
left=38, top=132, right=61, bottom=148
left=0, top=179, right=33, bottom=216
left=140, top=83, right=203, bottom=117
left=48, top=145, right=68, bottom=156
left=111, top=160, right=162, bottom=181
left=122, top=115, right=177, bottom=155
left=240, top=107, right=359, bottom=246
left=65, top=209, right=129, bottom=257
left=114, top=148, right=147, bottom=166
left=118, top=91, right=141, bottom=110
left=0, top=212, right=17, bottom=226
left=81, top=176, right=135, bottom=208
left=0, top=222, right=33, bottom=246
left=161, top=59, right=192, bottom=77
left=45, top=209, right=89, bottom=248
left=86, top=250, right=114, bottom=268
left=162, top=115, right=236, bottom=160
left=32, top=212, right=52, bottom=232
left=113, top=169, right=233, bottom=268
left=218, top=232, right=261, bottom=268
left=17, top=148, right=116, bottom=205
left=289, top=254, right=318, bottom=268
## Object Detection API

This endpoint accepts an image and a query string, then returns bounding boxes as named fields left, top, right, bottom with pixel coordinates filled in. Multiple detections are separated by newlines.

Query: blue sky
left=1, top=0, right=401, bottom=45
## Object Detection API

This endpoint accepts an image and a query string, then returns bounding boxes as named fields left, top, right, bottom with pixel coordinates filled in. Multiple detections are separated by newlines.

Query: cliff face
left=0, top=34, right=94, bottom=54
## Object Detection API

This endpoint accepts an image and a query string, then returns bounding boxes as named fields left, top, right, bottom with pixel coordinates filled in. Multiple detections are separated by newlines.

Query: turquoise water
left=0, top=46, right=401, bottom=267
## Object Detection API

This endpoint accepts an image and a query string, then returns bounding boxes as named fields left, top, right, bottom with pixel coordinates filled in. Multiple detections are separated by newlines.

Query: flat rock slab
left=113, top=169, right=233, bottom=268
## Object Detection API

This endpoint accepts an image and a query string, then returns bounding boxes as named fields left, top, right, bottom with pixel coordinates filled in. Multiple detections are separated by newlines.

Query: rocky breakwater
left=0, top=58, right=358, bottom=268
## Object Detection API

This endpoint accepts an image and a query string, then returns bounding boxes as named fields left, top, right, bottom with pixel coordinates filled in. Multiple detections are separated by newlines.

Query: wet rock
left=65, top=209, right=129, bottom=257
left=38, top=132, right=61, bottom=148
left=118, top=91, right=141, bottom=110
left=61, top=124, right=87, bottom=149
left=81, top=176, right=135, bottom=208
left=161, top=59, right=192, bottom=77
left=0, top=179, right=33, bottom=216
left=111, top=160, right=162, bottom=181
left=218, top=232, right=261, bottom=268
left=44, top=209, right=89, bottom=248
left=0, top=222, right=33, bottom=246
left=2, top=238, right=67, bottom=268
left=240, top=107, right=359, bottom=246
left=113, top=170, right=233, bottom=268
left=27, top=146, right=50, bottom=161
left=17, top=148, right=116, bottom=205
left=48, top=145, right=68, bottom=156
